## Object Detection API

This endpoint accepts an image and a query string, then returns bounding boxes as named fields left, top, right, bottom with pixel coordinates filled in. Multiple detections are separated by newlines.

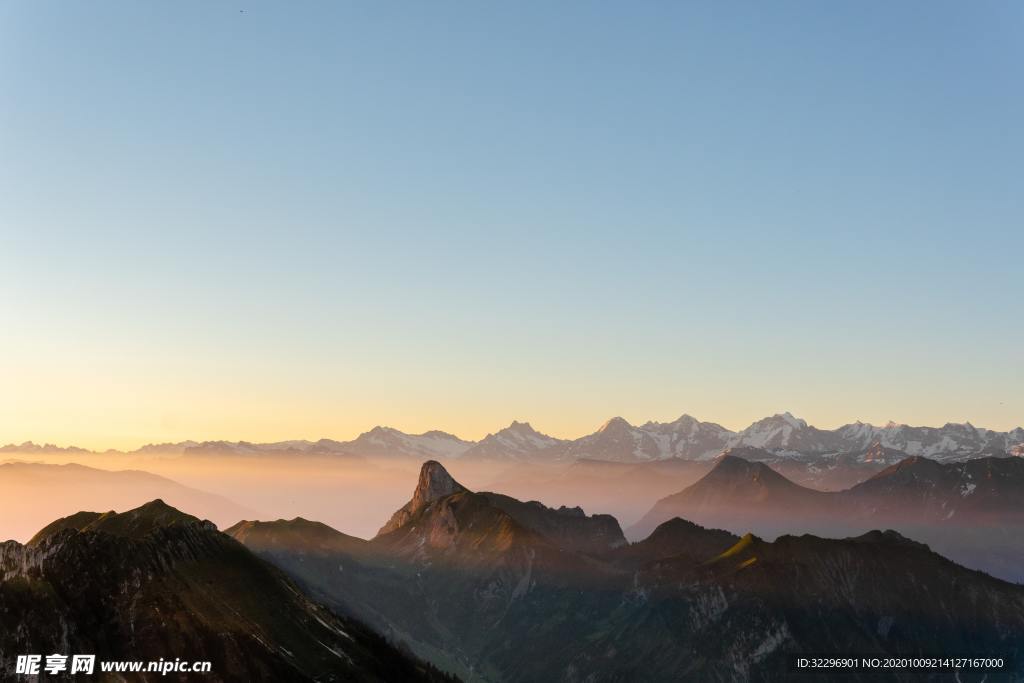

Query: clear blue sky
left=1, top=1, right=1021, bottom=448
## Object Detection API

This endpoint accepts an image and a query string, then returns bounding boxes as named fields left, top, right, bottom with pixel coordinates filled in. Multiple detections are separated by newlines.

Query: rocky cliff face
left=377, top=460, right=468, bottom=536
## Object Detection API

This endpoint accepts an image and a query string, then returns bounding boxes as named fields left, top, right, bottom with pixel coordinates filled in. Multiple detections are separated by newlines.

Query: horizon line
left=5, top=410, right=1021, bottom=453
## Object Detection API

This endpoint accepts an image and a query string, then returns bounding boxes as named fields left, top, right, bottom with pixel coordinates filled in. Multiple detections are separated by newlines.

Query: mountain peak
left=29, top=499, right=204, bottom=545
left=598, top=416, right=632, bottom=433
left=772, top=411, right=807, bottom=428
left=376, top=460, right=468, bottom=537
left=413, top=460, right=466, bottom=507
left=713, top=452, right=772, bottom=474
left=459, top=421, right=562, bottom=461
left=850, top=529, right=929, bottom=550
left=420, top=429, right=463, bottom=440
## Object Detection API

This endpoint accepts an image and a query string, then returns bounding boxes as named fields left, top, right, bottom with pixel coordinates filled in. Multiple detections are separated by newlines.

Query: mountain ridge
left=9, top=412, right=1020, bottom=463
left=629, top=452, right=1024, bottom=581
left=1, top=500, right=454, bottom=682
left=230, top=458, right=1024, bottom=682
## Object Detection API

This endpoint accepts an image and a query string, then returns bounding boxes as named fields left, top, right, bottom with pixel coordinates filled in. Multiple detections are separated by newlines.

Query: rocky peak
left=411, top=460, right=466, bottom=509
left=376, top=461, right=468, bottom=537
left=492, top=421, right=546, bottom=441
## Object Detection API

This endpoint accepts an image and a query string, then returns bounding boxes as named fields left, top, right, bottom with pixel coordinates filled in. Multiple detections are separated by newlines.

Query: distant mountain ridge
left=5, top=412, right=1022, bottom=463
left=630, top=450, right=1024, bottom=582
left=0, top=461, right=255, bottom=543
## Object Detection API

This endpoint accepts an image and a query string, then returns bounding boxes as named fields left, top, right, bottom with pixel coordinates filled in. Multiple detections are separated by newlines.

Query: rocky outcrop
left=377, top=460, right=468, bottom=536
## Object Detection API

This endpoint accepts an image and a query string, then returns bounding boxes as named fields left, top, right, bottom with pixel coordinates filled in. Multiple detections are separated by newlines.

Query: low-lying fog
left=0, top=451, right=710, bottom=544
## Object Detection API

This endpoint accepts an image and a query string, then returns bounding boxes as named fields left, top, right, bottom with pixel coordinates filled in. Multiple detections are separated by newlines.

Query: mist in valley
left=1, top=450, right=708, bottom=544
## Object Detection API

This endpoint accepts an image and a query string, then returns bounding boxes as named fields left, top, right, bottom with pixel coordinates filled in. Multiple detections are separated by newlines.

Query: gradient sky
left=2, top=1, right=1022, bottom=450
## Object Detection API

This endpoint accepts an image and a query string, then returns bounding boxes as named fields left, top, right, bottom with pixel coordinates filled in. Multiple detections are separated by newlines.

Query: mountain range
left=630, top=449, right=1024, bottom=582
left=7, top=412, right=1022, bottom=464
left=0, top=501, right=453, bottom=682
left=227, top=459, right=1024, bottom=682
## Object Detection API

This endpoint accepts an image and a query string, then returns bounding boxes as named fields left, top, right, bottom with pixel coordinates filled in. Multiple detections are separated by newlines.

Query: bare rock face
left=376, top=460, right=467, bottom=537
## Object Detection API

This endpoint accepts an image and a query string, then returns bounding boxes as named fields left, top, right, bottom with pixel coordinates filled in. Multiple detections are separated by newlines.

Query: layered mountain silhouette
left=230, top=460, right=1024, bottom=682
left=630, top=451, right=1024, bottom=582
left=227, top=517, right=368, bottom=556
left=628, top=451, right=831, bottom=539
left=0, top=461, right=254, bottom=543
left=0, top=501, right=452, bottom=682
left=845, top=455, right=1024, bottom=524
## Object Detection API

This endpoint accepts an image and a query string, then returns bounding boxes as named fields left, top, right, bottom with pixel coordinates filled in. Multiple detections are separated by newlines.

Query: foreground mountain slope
left=233, top=460, right=1024, bottom=682
left=0, top=501, right=451, bottom=682
left=231, top=463, right=628, bottom=679
left=612, top=529, right=1024, bottom=682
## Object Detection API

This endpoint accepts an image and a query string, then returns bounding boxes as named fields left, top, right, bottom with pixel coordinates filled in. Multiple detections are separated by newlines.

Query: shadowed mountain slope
left=231, top=460, right=1024, bottom=682
left=225, top=516, right=369, bottom=556
left=1, top=501, right=453, bottom=682
left=630, top=452, right=1024, bottom=582
left=628, top=451, right=831, bottom=540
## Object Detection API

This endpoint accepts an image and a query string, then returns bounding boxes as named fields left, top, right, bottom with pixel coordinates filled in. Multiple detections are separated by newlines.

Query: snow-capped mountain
left=639, top=414, right=734, bottom=460
left=0, top=441, right=91, bottom=455
left=180, top=440, right=323, bottom=457
left=726, top=412, right=841, bottom=454
left=550, top=413, right=1023, bottom=466
left=460, top=421, right=566, bottom=460
left=554, top=417, right=666, bottom=463
left=833, top=421, right=1023, bottom=462
left=551, top=414, right=733, bottom=463
left=8, top=413, right=1022, bottom=465
left=341, top=426, right=473, bottom=459
left=162, top=429, right=473, bottom=460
